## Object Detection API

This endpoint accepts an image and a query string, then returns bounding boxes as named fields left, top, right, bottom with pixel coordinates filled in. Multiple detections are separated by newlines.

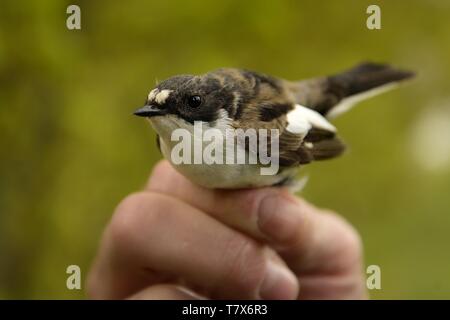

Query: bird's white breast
left=149, top=112, right=291, bottom=189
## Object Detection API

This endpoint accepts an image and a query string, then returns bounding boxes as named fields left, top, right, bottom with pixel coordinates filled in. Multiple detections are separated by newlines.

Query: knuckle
left=241, top=188, right=282, bottom=219
left=148, top=161, right=173, bottom=189
left=322, top=211, right=363, bottom=262
left=108, top=192, right=164, bottom=252
left=151, top=160, right=171, bottom=179
left=221, top=236, right=267, bottom=297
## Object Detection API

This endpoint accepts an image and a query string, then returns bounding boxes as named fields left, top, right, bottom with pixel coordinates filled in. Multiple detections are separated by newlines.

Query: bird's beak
left=133, top=104, right=167, bottom=117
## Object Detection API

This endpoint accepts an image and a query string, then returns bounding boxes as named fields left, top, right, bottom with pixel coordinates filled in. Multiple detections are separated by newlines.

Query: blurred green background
left=1, top=0, right=449, bottom=299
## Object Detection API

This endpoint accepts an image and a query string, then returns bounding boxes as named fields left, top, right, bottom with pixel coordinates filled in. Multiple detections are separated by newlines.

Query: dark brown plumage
left=289, top=62, right=415, bottom=116
left=194, top=63, right=414, bottom=168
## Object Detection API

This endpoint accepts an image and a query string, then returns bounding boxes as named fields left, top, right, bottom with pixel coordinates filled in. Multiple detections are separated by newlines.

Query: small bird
left=134, top=63, right=414, bottom=189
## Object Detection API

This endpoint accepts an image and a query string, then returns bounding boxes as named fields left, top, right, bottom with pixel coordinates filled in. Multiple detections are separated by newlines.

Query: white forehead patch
left=155, top=90, right=173, bottom=104
left=148, top=89, right=158, bottom=101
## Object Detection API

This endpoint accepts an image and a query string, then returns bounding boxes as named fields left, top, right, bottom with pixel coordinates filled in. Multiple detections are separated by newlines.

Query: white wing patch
left=327, top=82, right=398, bottom=119
left=286, top=104, right=336, bottom=137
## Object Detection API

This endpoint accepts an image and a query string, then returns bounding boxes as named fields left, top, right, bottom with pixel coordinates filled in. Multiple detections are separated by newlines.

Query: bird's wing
left=234, top=103, right=345, bottom=167
left=288, top=62, right=415, bottom=118
left=278, top=104, right=345, bottom=167
left=226, top=68, right=346, bottom=167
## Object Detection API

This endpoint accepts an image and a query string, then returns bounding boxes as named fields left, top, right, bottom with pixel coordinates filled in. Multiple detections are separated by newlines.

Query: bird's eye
left=187, top=95, right=202, bottom=108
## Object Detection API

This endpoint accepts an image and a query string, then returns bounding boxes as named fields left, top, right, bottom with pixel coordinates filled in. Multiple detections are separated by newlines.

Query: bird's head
left=134, top=73, right=235, bottom=131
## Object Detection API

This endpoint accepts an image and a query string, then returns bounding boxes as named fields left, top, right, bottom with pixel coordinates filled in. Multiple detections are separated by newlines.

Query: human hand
left=87, top=161, right=367, bottom=300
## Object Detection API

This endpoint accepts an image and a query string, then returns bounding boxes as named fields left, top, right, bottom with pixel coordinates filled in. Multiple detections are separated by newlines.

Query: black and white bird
left=134, top=62, right=414, bottom=189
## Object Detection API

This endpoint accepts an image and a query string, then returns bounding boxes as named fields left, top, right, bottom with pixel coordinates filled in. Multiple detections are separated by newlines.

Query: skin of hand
left=87, top=161, right=368, bottom=300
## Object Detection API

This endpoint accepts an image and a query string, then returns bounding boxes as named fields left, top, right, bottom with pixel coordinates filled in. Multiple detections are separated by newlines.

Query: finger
left=127, top=284, right=204, bottom=300
left=87, top=191, right=299, bottom=300
left=147, top=161, right=363, bottom=275
left=146, top=160, right=279, bottom=239
left=297, top=271, right=368, bottom=300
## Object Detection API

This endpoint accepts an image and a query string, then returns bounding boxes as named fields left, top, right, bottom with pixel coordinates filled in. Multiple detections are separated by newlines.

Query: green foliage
left=0, top=0, right=449, bottom=299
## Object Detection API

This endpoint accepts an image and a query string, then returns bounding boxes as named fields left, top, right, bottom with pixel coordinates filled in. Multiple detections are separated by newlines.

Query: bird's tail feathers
left=325, top=62, right=415, bottom=118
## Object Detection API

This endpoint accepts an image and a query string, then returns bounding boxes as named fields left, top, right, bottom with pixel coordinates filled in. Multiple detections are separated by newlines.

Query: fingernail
left=260, top=262, right=299, bottom=300
left=257, top=195, right=301, bottom=243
